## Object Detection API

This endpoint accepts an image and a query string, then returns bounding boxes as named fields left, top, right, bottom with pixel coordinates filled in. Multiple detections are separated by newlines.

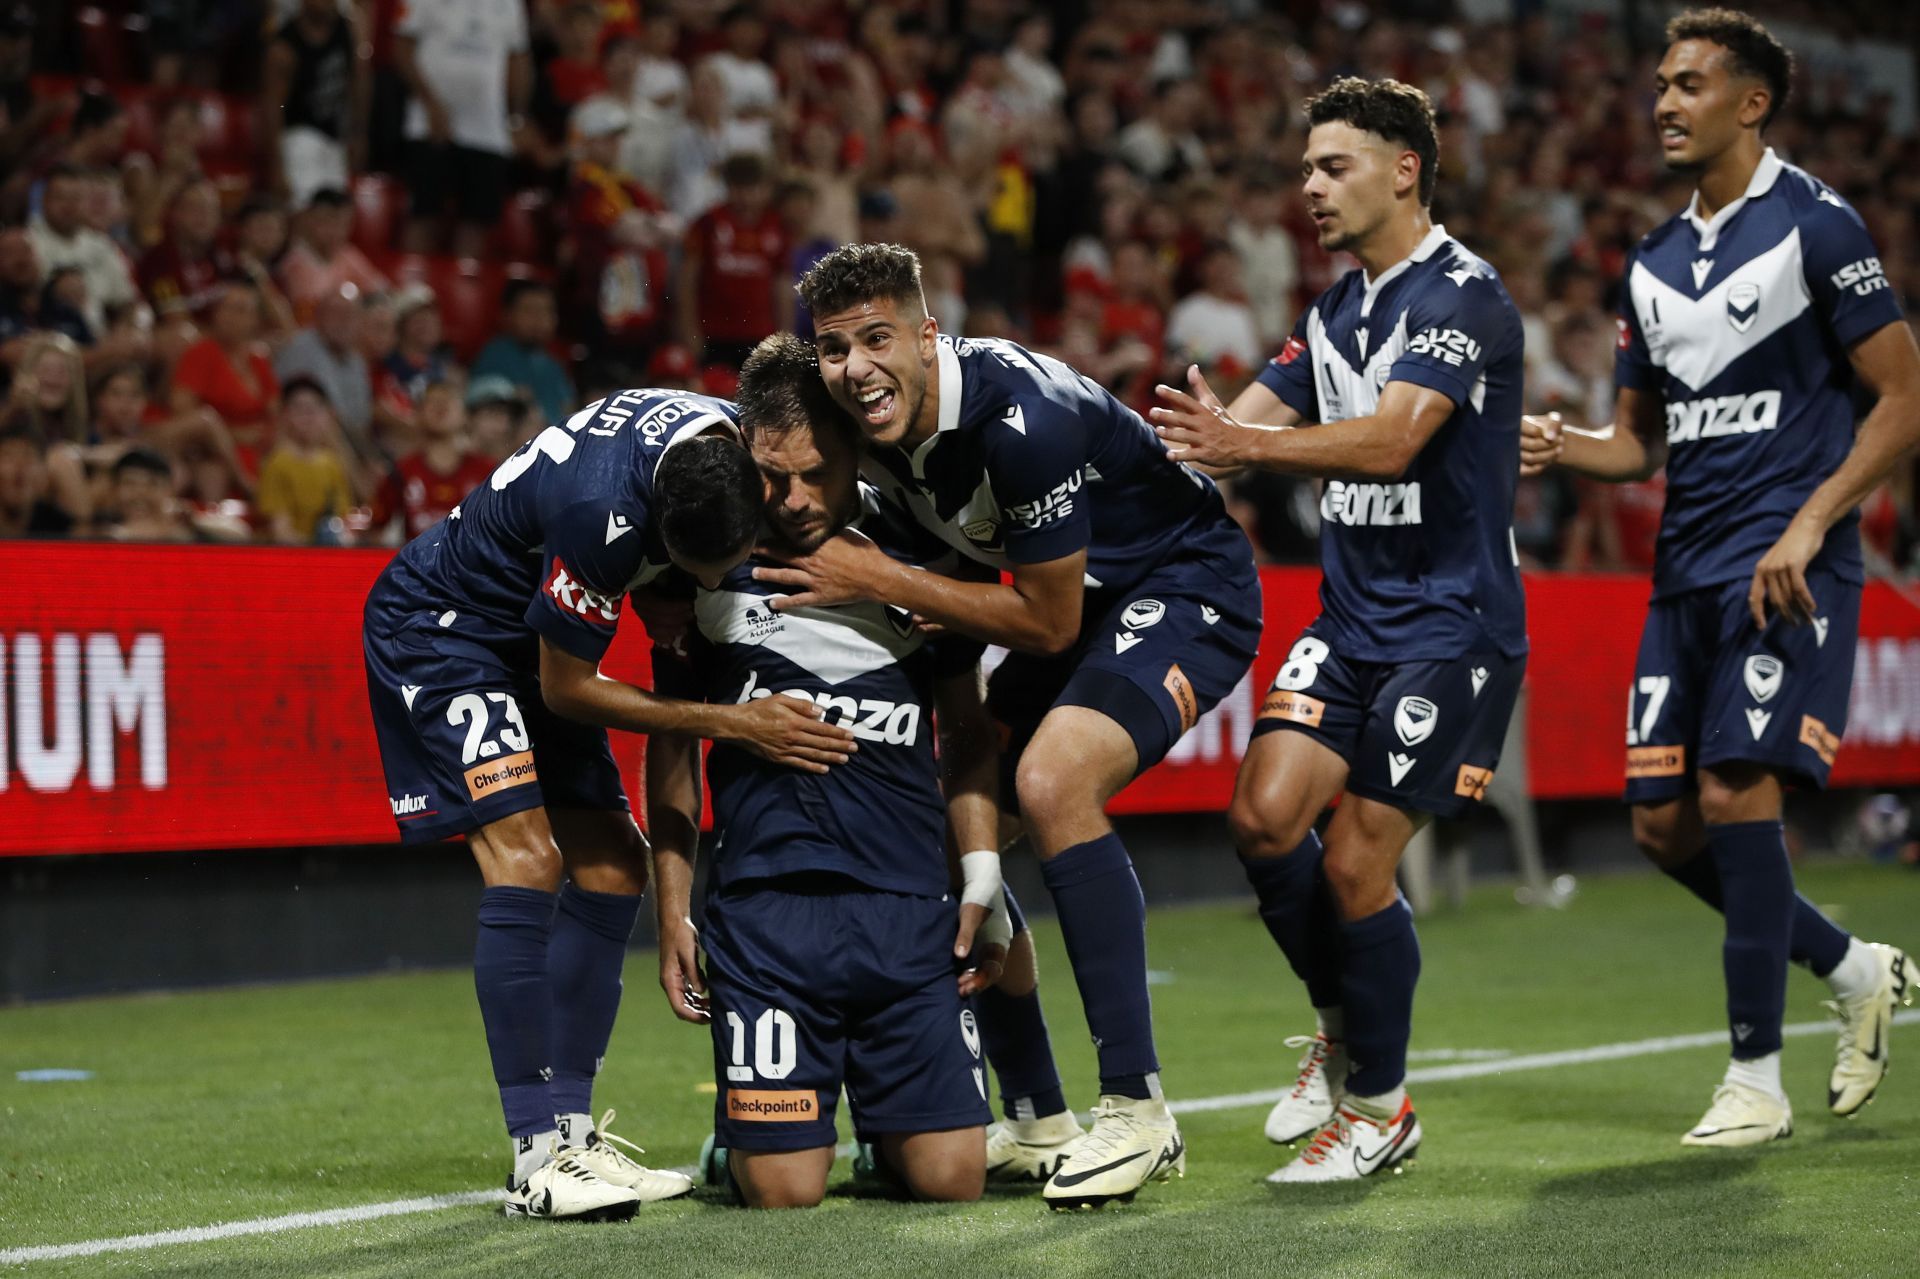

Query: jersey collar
left=1360, top=222, right=1450, bottom=316
left=907, top=337, right=963, bottom=479
left=1683, top=148, right=1783, bottom=248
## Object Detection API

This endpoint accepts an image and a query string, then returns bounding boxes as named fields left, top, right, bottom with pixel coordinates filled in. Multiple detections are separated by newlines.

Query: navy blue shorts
left=1249, top=622, right=1527, bottom=819
left=703, top=874, right=992, bottom=1151
left=1624, top=570, right=1859, bottom=804
left=987, top=550, right=1262, bottom=782
left=362, top=597, right=629, bottom=844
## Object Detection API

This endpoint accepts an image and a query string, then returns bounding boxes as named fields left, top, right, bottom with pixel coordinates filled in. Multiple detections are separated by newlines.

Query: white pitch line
left=7, top=1008, right=1915, bottom=1265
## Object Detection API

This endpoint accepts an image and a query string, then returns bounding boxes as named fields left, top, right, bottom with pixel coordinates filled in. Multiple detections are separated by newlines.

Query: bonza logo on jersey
left=1321, top=480, right=1421, bottom=527
left=1407, top=327, right=1481, bottom=368
left=1005, top=469, right=1084, bottom=529
left=1665, top=390, right=1781, bottom=445
left=738, top=671, right=921, bottom=744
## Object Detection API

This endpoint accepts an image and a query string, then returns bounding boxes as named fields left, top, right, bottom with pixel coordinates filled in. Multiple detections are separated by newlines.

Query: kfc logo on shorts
left=1743, top=654, right=1783, bottom=704
left=546, top=557, right=622, bottom=627
left=1394, top=696, right=1438, bottom=747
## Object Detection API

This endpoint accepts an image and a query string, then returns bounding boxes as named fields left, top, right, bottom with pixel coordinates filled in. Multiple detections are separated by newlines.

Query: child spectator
left=0, top=226, right=89, bottom=351
left=564, top=98, right=671, bottom=366
left=102, top=447, right=194, bottom=542
left=369, top=380, right=494, bottom=542
left=677, top=152, right=785, bottom=369
left=4, top=331, right=89, bottom=526
left=256, top=375, right=352, bottom=544
left=0, top=419, right=74, bottom=537
left=376, top=286, right=450, bottom=418
left=471, top=279, right=573, bottom=427
left=463, top=374, right=525, bottom=460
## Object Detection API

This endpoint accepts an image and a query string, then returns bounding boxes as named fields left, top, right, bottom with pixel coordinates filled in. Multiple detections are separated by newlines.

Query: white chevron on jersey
left=696, top=589, right=923, bottom=685
left=1628, top=229, right=1812, bottom=392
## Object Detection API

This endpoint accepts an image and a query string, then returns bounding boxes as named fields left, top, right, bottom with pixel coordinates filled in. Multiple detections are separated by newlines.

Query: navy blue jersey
left=366, top=389, right=739, bottom=663
left=1616, top=149, right=1902, bottom=599
left=860, top=334, right=1249, bottom=595
left=1256, top=225, right=1528, bottom=662
left=669, top=494, right=981, bottom=898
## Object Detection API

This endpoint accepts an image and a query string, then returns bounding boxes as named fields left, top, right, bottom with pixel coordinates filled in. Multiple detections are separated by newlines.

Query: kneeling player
left=648, top=343, right=999, bottom=1208
left=363, top=388, right=858, bottom=1220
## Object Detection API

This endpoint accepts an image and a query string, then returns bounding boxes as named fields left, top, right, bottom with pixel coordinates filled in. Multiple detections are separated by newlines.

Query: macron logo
left=1002, top=404, right=1027, bottom=435
left=606, top=512, right=634, bottom=544
left=400, top=685, right=421, bottom=710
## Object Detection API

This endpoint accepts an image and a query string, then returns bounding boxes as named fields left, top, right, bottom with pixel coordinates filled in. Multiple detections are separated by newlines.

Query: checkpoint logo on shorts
left=464, top=751, right=538, bottom=801
left=1394, top=696, right=1438, bottom=747
left=1626, top=744, right=1687, bottom=779
left=1799, top=715, right=1839, bottom=766
left=1163, top=663, right=1199, bottom=735
left=1455, top=765, right=1494, bottom=801
left=1259, top=689, right=1325, bottom=727
left=727, top=1090, right=819, bottom=1122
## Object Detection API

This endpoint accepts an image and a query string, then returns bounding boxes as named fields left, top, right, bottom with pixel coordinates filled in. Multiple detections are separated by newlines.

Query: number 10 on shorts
left=725, top=1009, right=798, bottom=1082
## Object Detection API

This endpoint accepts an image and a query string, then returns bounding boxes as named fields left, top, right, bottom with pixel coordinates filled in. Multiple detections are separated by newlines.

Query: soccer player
left=763, top=243, right=1264, bottom=1207
left=1520, top=8, right=1919, bottom=1146
left=362, top=387, right=859, bottom=1219
left=646, top=335, right=1002, bottom=1209
left=1151, top=77, right=1527, bottom=1182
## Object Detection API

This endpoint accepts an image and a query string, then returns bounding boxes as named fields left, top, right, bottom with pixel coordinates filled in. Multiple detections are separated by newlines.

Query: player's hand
left=753, top=527, right=892, bottom=611
left=1150, top=366, right=1258, bottom=469
left=659, top=922, right=709, bottom=1024
left=727, top=693, right=857, bottom=773
left=1749, top=515, right=1823, bottom=629
left=1519, top=413, right=1565, bottom=477
left=957, top=939, right=1006, bottom=997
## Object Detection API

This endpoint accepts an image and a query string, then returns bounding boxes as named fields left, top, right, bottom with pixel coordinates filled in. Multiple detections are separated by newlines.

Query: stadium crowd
left=0, top=0, right=1911, bottom=567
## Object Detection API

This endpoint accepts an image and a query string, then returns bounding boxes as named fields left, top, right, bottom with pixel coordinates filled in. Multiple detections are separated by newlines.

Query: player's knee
left=736, top=1166, right=827, bottom=1210
left=1228, top=787, right=1313, bottom=860
left=1321, top=847, right=1393, bottom=919
left=1013, top=753, right=1093, bottom=833
left=896, top=1150, right=984, bottom=1203
left=478, top=837, right=565, bottom=890
left=1631, top=805, right=1683, bottom=868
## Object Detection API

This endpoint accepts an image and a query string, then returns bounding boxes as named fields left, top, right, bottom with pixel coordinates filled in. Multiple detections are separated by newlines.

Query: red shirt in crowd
left=371, top=451, right=498, bottom=541
left=566, top=160, right=670, bottom=344
left=137, top=242, right=235, bottom=318
left=688, top=203, right=786, bottom=344
left=173, top=338, right=281, bottom=477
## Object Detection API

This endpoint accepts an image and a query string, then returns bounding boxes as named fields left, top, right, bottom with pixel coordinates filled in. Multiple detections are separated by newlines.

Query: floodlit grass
left=3, top=863, right=1916, bottom=1277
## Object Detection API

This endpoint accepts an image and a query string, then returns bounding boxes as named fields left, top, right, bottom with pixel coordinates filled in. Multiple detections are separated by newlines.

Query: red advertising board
left=4, top=544, right=1919, bottom=856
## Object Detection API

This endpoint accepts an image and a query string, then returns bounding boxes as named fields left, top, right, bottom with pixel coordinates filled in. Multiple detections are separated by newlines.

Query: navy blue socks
left=1239, top=831, right=1344, bottom=1009
left=547, top=883, right=641, bottom=1122
left=1041, top=832, right=1159, bottom=1099
left=975, top=980, right=1069, bottom=1121
left=1659, top=850, right=1851, bottom=977
left=474, top=886, right=558, bottom=1137
left=1339, top=896, right=1422, bottom=1099
left=1708, top=821, right=1796, bottom=1060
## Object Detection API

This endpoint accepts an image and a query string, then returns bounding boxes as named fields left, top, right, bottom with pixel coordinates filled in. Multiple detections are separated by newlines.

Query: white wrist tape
left=959, top=849, right=1002, bottom=910
left=977, top=887, right=1012, bottom=951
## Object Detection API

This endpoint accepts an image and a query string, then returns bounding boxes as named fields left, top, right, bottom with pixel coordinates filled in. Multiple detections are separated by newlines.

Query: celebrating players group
left=361, top=7, right=1917, bottom=1219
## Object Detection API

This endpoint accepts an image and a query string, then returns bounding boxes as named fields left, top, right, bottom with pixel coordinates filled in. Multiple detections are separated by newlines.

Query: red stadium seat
left=352, top=174, right=405, bottom=254
left=378, top=254, right=503, bottom=360
left=489, top=190, right=550, bottom=262
left=75, top=8, right=137, bottom=83
left=195, top=94, right=258, bottom=170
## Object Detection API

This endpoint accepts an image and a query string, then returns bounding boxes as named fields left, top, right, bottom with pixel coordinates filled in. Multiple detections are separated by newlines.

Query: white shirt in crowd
left=1165, top=290, right=1264, bottom=371
left=27, top=218, right=135, bottom=333
left=397, top=0, right=528, bottom=156
left=1228, top=221, right=1299, bottom=348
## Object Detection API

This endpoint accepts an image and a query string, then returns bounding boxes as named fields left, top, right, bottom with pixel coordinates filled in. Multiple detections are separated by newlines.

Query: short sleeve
left=984, top=393, right=1092, bottom=565
left=1387, top=274, right=1511, bottom=408
left=1613, top=252, right=1658, bottom=391
left=1801, top=190, right=1904, bottom=351
left=254, top=452, right=294, bottom=519
left=1254, top=311, right=1317, bottom=420
left=524, top=499, right=652, bottom=662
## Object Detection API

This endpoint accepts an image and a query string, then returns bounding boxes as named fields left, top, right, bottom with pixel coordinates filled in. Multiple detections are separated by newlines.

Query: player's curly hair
left=1304, top=77, right=1440, bottom=206
left=736, top=333, right=859, bottom=448
left=795, top=242, right=926, bottom=323
left=654, top=435, right=761, bottom=566
left=1666, top=8, right=1792, bottom=129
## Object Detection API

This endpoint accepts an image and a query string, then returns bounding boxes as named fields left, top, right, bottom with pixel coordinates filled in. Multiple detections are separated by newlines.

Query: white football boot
left=1268, top=1096, right=1420, bottom=1184
left=1042, top=1096, right=1185, bottom=1209
left=1681, top=1081, right=1793, bottom=1147
left=503, top=1147, right=643, bottom=1221
left=1266, top=1034, right=1346, bottom=1144
left=1827, top=943, right=1915, bottom=1116
left=985, top=1110, right=1087, bottom=1183
left=560, top=1109, right=695, bottom=1202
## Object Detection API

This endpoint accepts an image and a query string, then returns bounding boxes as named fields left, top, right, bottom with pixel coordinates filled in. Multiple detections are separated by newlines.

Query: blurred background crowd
left=0, top=0, right=1913, bottom=568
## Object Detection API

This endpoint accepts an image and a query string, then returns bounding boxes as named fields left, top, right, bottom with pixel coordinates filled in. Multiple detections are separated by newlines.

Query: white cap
left=572, top=98, right=630, bottom=140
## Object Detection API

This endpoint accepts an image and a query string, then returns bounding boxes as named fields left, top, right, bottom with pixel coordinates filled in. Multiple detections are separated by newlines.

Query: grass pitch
left=3, top=862, right=1917, bottom=1277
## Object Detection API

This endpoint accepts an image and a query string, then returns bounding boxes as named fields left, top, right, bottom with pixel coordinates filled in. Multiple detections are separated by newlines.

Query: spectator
left=668, top=61, right=760, bottom=220
left=646, top=343, right=698, bottom=393
left=543, top=2, right=609, bottom=113
left=0, top=419, right=73, bottom=537
left=1164, top=241, right=1261, bottom=373
left=471, top=279, right=572, bottom=427
left=781, top=180, right=837, bottom=338
left=263, top=0, right=365, bottom=207
left=28, top=166, right=138, bottom=335
left=463, top=374, right=526, bottom=460
left=394, top=0, right=532, bottom=256
left=276, top=188, right=391, bottom=323
left=176, top=441, right=253, bottom=542
left=677, top=152, right=786, bottom=369
left=101, top=447, right=194, bottom=542
left=256, top=375, right=351, bottom=545
left=1228, top=174, right=1300, bottom=348
left=30, top=93, right=128, bottom=218
left=564, top=98, right=672, bottom=365
left=889, top=118, right=987, bottom=278
left=0, top=225, right=90, bottom=352
left=701, top=6, right=778, bottom=157
left=136, top=179, right=232, bottom=321
left=172, top=281, right=281, bottom=479
left=81, top=166, right=135, bottom=256
left=123, top=97, right=204, bottom=252
left=791, top=118, right=859, bottom=249
left=230, top=196, right=298, bottom=337
left=378, top=287, right=450, bottom=413
left=4, top=331, right=89, bottom=527
left=369, top=379, right=494, bottom=543
left=632, top=3, right=690, bottom=118
left=605, top=22, right=680, bottom=198
left=275, top=285, right=379, bottom=471
left=1115, top=79, right=1209, bottom=184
